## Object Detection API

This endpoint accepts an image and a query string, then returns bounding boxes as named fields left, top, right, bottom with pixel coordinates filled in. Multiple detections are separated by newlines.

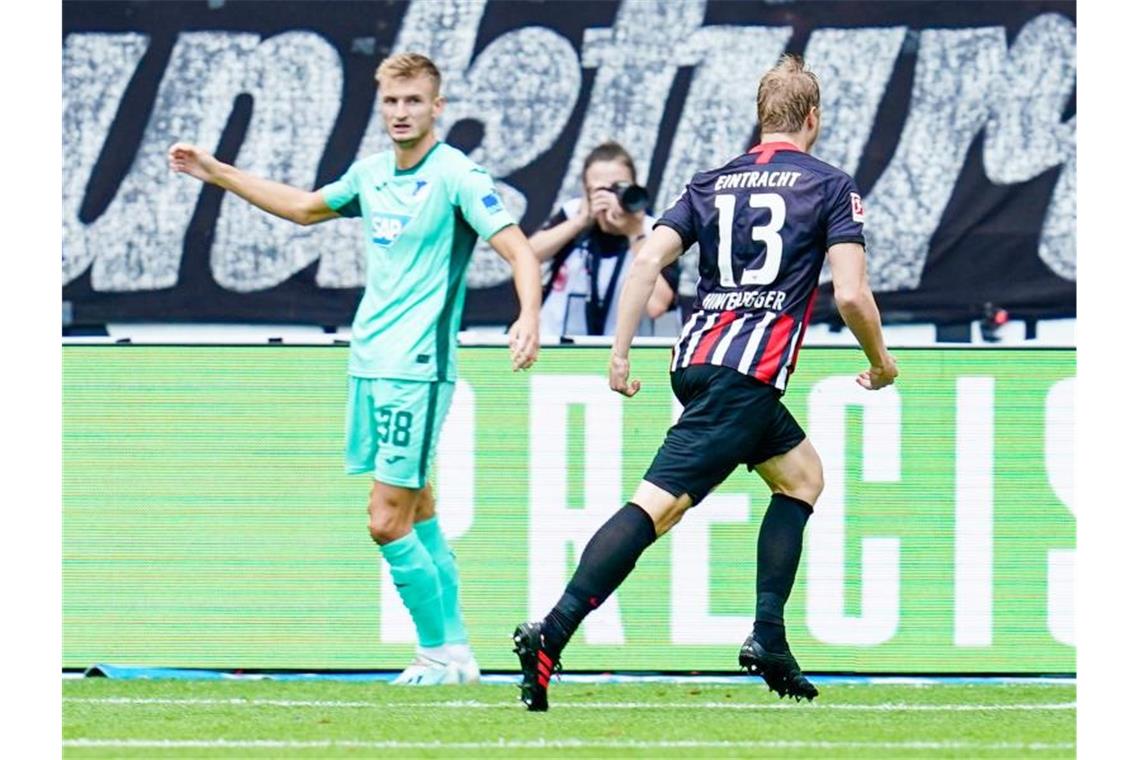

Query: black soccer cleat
left=738, top=633, right=819, bottom=702
left=512, top=621, right=560, bottom=712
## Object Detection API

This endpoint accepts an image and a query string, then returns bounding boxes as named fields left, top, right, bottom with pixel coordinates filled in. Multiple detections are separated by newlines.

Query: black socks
left=542, top=502, right=658, bottom=655
left=753, top=493, right=813, bottom=653
left=538, top=495, right=810, bottom=659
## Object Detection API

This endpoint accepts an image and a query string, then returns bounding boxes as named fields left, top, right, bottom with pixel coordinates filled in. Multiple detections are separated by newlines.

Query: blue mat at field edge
left=83, top=665, right=394, bottom=682
left=79, top=664, right=1074, bottom=685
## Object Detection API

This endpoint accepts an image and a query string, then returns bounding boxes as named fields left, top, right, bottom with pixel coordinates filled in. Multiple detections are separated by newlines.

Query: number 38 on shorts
left=344, top=377, right=457, bottom=489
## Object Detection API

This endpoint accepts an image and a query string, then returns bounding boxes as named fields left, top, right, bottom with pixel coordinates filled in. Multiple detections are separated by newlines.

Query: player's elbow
left=832, top=284, right=866, bottom=313
left=632, top=248, right=667, bottom=278
left=293, top=206, right=325, bottom=226
left=526, top=233, right=555, bottom=262
left=629, top=258, right=663, bottom=292
left=292, top=193, right=334, bottom=226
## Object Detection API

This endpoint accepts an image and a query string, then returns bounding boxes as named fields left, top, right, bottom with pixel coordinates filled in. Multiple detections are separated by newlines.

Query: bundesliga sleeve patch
left=850, top=192, right=865, bottom=223
left=482, top=191, right=504, bottom=214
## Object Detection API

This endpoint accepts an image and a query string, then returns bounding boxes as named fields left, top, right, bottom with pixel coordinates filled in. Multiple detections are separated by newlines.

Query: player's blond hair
left=756, top=54, right=820, bottom=134
left=375, top=53, right=442, bottom=95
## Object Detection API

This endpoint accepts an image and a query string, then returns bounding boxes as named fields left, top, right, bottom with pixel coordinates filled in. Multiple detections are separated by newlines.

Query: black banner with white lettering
left=62, top=0, right=1076, bottom=327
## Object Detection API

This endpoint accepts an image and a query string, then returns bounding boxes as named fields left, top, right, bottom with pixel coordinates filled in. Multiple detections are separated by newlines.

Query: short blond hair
left=756, top=54, right=820, bottom=134
left=375, top=53, right=441, bottom=95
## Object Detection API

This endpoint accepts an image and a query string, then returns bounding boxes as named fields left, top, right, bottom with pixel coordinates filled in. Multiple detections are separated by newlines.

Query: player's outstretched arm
left=167, top=142, right=339, bottom=226
left=609, top=226, right=684, bottom=397
left=827, top=242, right=898, bottom=390
left=488, top=225, right=541, bottom=371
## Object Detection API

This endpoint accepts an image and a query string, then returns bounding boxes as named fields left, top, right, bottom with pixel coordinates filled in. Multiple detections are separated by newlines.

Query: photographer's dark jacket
left=539, top=198, right=681, bottom=338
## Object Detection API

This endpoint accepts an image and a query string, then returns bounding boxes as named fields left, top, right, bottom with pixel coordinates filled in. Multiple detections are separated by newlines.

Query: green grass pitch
left=63, top=678, right=1074, bottom=758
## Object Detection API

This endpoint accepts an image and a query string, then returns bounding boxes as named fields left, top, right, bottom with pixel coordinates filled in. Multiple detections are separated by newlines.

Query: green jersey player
left=169, top=53, right=542, bottom=684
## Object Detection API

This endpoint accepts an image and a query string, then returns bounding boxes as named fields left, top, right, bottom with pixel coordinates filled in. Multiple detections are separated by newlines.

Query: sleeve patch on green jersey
left=481, top=191, right=504, bottom=214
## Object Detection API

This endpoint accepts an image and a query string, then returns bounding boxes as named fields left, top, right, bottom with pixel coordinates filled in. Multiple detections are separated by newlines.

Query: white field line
left=61, top=673, right=1077, bottom=686
left=63, top=738, right=1076, bottom=751
left=67, top=697, right=376, bottom=708
left=62, top=673, right=1077, bottom=686
left=64, top=697, right=1076, bottom=712
left=485, top=674, right=1077, bottom=686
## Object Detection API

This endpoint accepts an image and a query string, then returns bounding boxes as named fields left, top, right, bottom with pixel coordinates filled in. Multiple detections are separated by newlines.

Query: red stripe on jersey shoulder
left=748, top=141, right=803, bottom=165
left=754, top=314, right=796, bottom=382
left=690, top=310, right=737, bottom=365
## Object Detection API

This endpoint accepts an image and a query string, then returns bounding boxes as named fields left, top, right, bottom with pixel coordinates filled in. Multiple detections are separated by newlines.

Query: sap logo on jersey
left=371, top=213, right=412, bottom=246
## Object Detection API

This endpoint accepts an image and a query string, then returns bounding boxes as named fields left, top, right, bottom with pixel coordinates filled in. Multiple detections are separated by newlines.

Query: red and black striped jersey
left=655, top=142, right=866, bottom=392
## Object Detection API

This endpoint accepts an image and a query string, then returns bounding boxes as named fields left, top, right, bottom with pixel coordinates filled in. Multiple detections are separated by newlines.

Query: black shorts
left=643, top=364, right=806, bottom=505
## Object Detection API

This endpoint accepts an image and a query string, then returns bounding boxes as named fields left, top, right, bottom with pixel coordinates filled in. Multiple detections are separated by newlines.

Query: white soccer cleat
left=447, top=656, right=481, bottom=684
left=444, top=643, right=481, bottom=684
left=391, top=652, right=457, bottom=686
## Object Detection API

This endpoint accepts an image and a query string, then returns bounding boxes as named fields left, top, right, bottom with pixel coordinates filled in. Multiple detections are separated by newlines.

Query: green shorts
left=345, top=376, right=455, bottom=489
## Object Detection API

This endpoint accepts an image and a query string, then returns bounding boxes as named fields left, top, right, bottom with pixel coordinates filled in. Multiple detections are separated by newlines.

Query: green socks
left=379, top=532, right=446, bottom=648
left=377, top=518, right=468, bottom=650
left=414, top=516, right=469, bottom=645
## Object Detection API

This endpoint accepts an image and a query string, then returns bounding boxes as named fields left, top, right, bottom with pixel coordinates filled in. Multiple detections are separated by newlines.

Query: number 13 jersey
left=655, top=141, right=866, bottom=392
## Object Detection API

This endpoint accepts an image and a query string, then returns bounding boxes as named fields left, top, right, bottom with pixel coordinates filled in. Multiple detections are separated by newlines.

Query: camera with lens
left=607, top=181, right=649, bottom=213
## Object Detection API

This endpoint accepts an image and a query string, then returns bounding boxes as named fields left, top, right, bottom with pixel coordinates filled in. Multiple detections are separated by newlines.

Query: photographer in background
left=530, top=142, right=680, bottom=339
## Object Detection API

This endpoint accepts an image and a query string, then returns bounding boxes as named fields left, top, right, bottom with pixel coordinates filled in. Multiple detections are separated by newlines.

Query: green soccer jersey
left=320, top=142, right=515, bottom=381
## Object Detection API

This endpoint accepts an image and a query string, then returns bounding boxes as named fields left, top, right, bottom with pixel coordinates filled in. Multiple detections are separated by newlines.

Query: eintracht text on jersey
left=656, top=142, right=865, bottom=392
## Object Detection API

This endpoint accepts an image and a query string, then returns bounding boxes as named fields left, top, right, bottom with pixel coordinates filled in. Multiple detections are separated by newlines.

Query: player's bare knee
left=761, top=470, right=822, bottom=508
left=368, top=508, right=412, bottom=544
left=801, top=470, right=824, bottom=506
left=632, top=480, right=693, bottom=537
left=652, top=500, right=692, bottom=535
left=367, top=485, right=415, bottom=544
left=783, top=458, right=823, bottom=506
left=368, top=522, right=404, bottom=545
left=760, top=439, right=824, bottom=506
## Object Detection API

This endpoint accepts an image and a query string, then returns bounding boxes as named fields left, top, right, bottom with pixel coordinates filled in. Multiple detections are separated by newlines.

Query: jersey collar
left=748, top=141, right=803, bottom=165
left=748, top=141, right=803, bottom=154
left=393, top=140, right=441, bottom=175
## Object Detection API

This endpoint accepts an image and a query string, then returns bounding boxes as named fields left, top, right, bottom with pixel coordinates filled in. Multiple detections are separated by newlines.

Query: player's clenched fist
left=856, top=354, right=899, bottom=390
left=609, top=353, right=641, bottom=398
left=167, top=142, right=221, bottom=184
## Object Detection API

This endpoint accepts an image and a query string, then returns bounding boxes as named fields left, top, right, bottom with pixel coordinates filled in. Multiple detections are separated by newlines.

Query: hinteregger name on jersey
left=713, top=170, right=802, bottom=192
left=701, top=288, right=787, bottom=312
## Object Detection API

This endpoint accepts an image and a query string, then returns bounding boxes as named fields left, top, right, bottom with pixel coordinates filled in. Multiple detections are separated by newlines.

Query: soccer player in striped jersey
left=515, top=54, right=897, bottom=710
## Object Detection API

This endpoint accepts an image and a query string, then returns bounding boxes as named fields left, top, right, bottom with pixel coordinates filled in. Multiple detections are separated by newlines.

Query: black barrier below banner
left=63, top=0, right=1076, bottom=327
